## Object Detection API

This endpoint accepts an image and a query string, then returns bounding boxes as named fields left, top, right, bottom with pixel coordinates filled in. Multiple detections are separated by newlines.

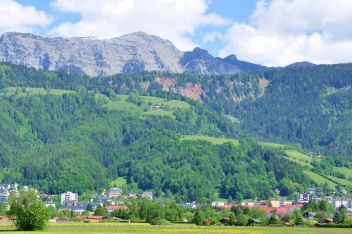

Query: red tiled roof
left=219, top=205, right=233, bottom=210
left=83, top=216, right=104, bottom=220
left=242, top=204, right=303, bottom=215
left=105, top=205, right=128, bottom=211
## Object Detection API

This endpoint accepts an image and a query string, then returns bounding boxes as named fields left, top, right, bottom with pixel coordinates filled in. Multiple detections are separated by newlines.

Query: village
left=0, top=182, right=351, bottom=224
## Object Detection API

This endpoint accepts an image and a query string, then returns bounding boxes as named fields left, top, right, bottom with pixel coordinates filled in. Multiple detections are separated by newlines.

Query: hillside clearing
left=143, top=109, right=175, bottom=119
left=332, top=166, right=352, bottom=179
left=327, top=175, right=352, bottom=186
left=109, top=177, right=127, bottom=187
left=284, top=150, right=315, bottom=167
left=1, top=87, right=74, bottom=96
left=304, top=171, right=336, bottom=188
left=181, top=135, right=240, bottom=146
left=163, top=100, right=190, bottom=109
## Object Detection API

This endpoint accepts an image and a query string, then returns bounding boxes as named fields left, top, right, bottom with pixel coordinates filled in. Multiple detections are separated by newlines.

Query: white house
left=0, top=191, right=9, bottom=202
left=141, top=191, right=153, bottom=200
left=61, top=192, right=78, bottom=204
left=211, top=201, right=225, bottom=208
left=45, top=201, right=56, bottom=208
left=106, top=187, right=122, bottom=198
left=329, top=198, right=352, bottom=209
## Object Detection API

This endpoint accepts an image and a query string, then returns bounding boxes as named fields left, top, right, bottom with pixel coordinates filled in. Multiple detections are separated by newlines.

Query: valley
left=0, top=0, right=351, bottom=232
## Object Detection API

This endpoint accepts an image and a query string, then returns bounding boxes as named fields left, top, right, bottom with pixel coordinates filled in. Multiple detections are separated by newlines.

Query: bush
left=304, top=219, right=316, bottom=227
left=150, top=217, right=171, bottom=225
left=236, top=214, right=249, bottom=226
left=268, top=213, right=279, bottom=225
left=94, top=205, right=108, bottom=216
left=316, top=222, right=352, bottom=228
left=8, top=189, right=49, bottom=231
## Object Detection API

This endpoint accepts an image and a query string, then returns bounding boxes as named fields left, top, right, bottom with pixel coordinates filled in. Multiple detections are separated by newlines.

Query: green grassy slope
left=304, top=171, right=336, bottom=188
left=181, top=135, right=240, bottom=146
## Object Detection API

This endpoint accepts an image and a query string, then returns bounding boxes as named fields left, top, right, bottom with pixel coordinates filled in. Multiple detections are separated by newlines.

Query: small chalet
left=106, top=187, right=122, bottom=198
left=141, top=191, right=153, bottom=200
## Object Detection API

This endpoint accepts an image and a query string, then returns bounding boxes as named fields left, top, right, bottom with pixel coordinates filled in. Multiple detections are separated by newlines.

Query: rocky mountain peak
left=0, top=32, right=268, bottom=76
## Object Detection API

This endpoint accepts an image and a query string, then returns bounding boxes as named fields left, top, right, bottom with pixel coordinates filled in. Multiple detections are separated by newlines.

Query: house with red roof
left=105, top=205, right=128, bottom=213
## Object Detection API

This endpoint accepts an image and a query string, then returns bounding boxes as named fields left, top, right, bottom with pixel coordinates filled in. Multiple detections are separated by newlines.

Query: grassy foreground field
left=0, top=223, right=350, bottom=234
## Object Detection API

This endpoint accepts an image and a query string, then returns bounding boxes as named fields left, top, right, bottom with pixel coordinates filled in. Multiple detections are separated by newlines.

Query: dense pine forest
left=0, top=63, right=352, bottom=200
left=235, top=64, right=352, bottom=160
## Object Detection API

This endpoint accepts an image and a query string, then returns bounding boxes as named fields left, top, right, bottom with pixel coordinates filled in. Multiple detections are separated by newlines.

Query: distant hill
left=286, top=61, right=316, bottom=68
left=0, top=32, right=268, bottom=76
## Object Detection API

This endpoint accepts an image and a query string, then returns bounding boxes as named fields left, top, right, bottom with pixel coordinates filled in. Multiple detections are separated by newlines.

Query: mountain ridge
left=0, top=32, right=267, bottom=76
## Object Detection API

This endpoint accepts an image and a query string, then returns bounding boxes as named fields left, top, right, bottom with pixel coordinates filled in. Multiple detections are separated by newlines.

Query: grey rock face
left=0, top=32, right=267, bottom=76
left=181, top=48, right=268, bottom=73
left=0, top=32, right=183, bottom=76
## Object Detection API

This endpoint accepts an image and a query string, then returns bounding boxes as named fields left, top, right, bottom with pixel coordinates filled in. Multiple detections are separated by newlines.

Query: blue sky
left=193, top=0, right=258, bottom=55
left=1, top=0, right=352, bottom=66
left=14, top=0, right=258, bottom=56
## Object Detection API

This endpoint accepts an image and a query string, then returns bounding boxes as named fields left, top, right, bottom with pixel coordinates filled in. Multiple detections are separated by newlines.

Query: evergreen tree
left=86, top=202, right=93, bottom=212
left=268, top=211, right=279, bottom=225
left=193, top=209, right=204, bottom=225
left=94, top=205, right=107, bottom=216
left=293, top=210, right=304, bottom=226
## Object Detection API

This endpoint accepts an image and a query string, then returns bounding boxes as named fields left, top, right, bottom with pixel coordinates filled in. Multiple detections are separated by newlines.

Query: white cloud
left=50, top=0, right=230, bottom=51
left=0, top=0, right=52, bottom=34
left=203, top=31, right=222, bottom=43
left=220, top=0, right=352, bottom=66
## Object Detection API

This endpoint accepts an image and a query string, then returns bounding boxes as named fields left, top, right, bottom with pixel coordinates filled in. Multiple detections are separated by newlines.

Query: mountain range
left=0, top=32, right=268, bottom=76
left=0, top=31, right=351, bottom=200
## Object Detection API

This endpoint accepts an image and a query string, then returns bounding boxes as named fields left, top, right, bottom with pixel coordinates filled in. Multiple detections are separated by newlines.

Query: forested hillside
left=1, top=63, right=352, bottom=200
left=236, top=64, right=352, bottom=160
left=0, top=87, right=313, bottom=200
left=2, top=62, right=352, bottom=160
left=0, top=63, right=316, bottom=200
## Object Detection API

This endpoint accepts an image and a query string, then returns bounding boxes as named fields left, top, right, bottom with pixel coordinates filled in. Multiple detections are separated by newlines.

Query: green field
left=105, top=98, right=140, bottom=112
left=143, top=109, right=175, bottom=119
left=163, top=100, right=190, bottom=109
left=109, top=177, right=127, bottom=187
left=1, top=87, right=75, bottom=96
left=1, top=88, right=190, bottom=117
left=259, top=142, right=285, bottom=149
left=304, top=171, right=336, bottom=188
left=327, top=175, right=352, bottom=186
left=0, top=223, right=350, bottom=234
left=105, top=95, right=189, bottom=118
left=332, top=166, right=352, bottom=179
left=181, top=135, right=287, bottom=150
left=181, top=135, right=240, bottom=146
left=284, top=150, right=314, bottom=167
